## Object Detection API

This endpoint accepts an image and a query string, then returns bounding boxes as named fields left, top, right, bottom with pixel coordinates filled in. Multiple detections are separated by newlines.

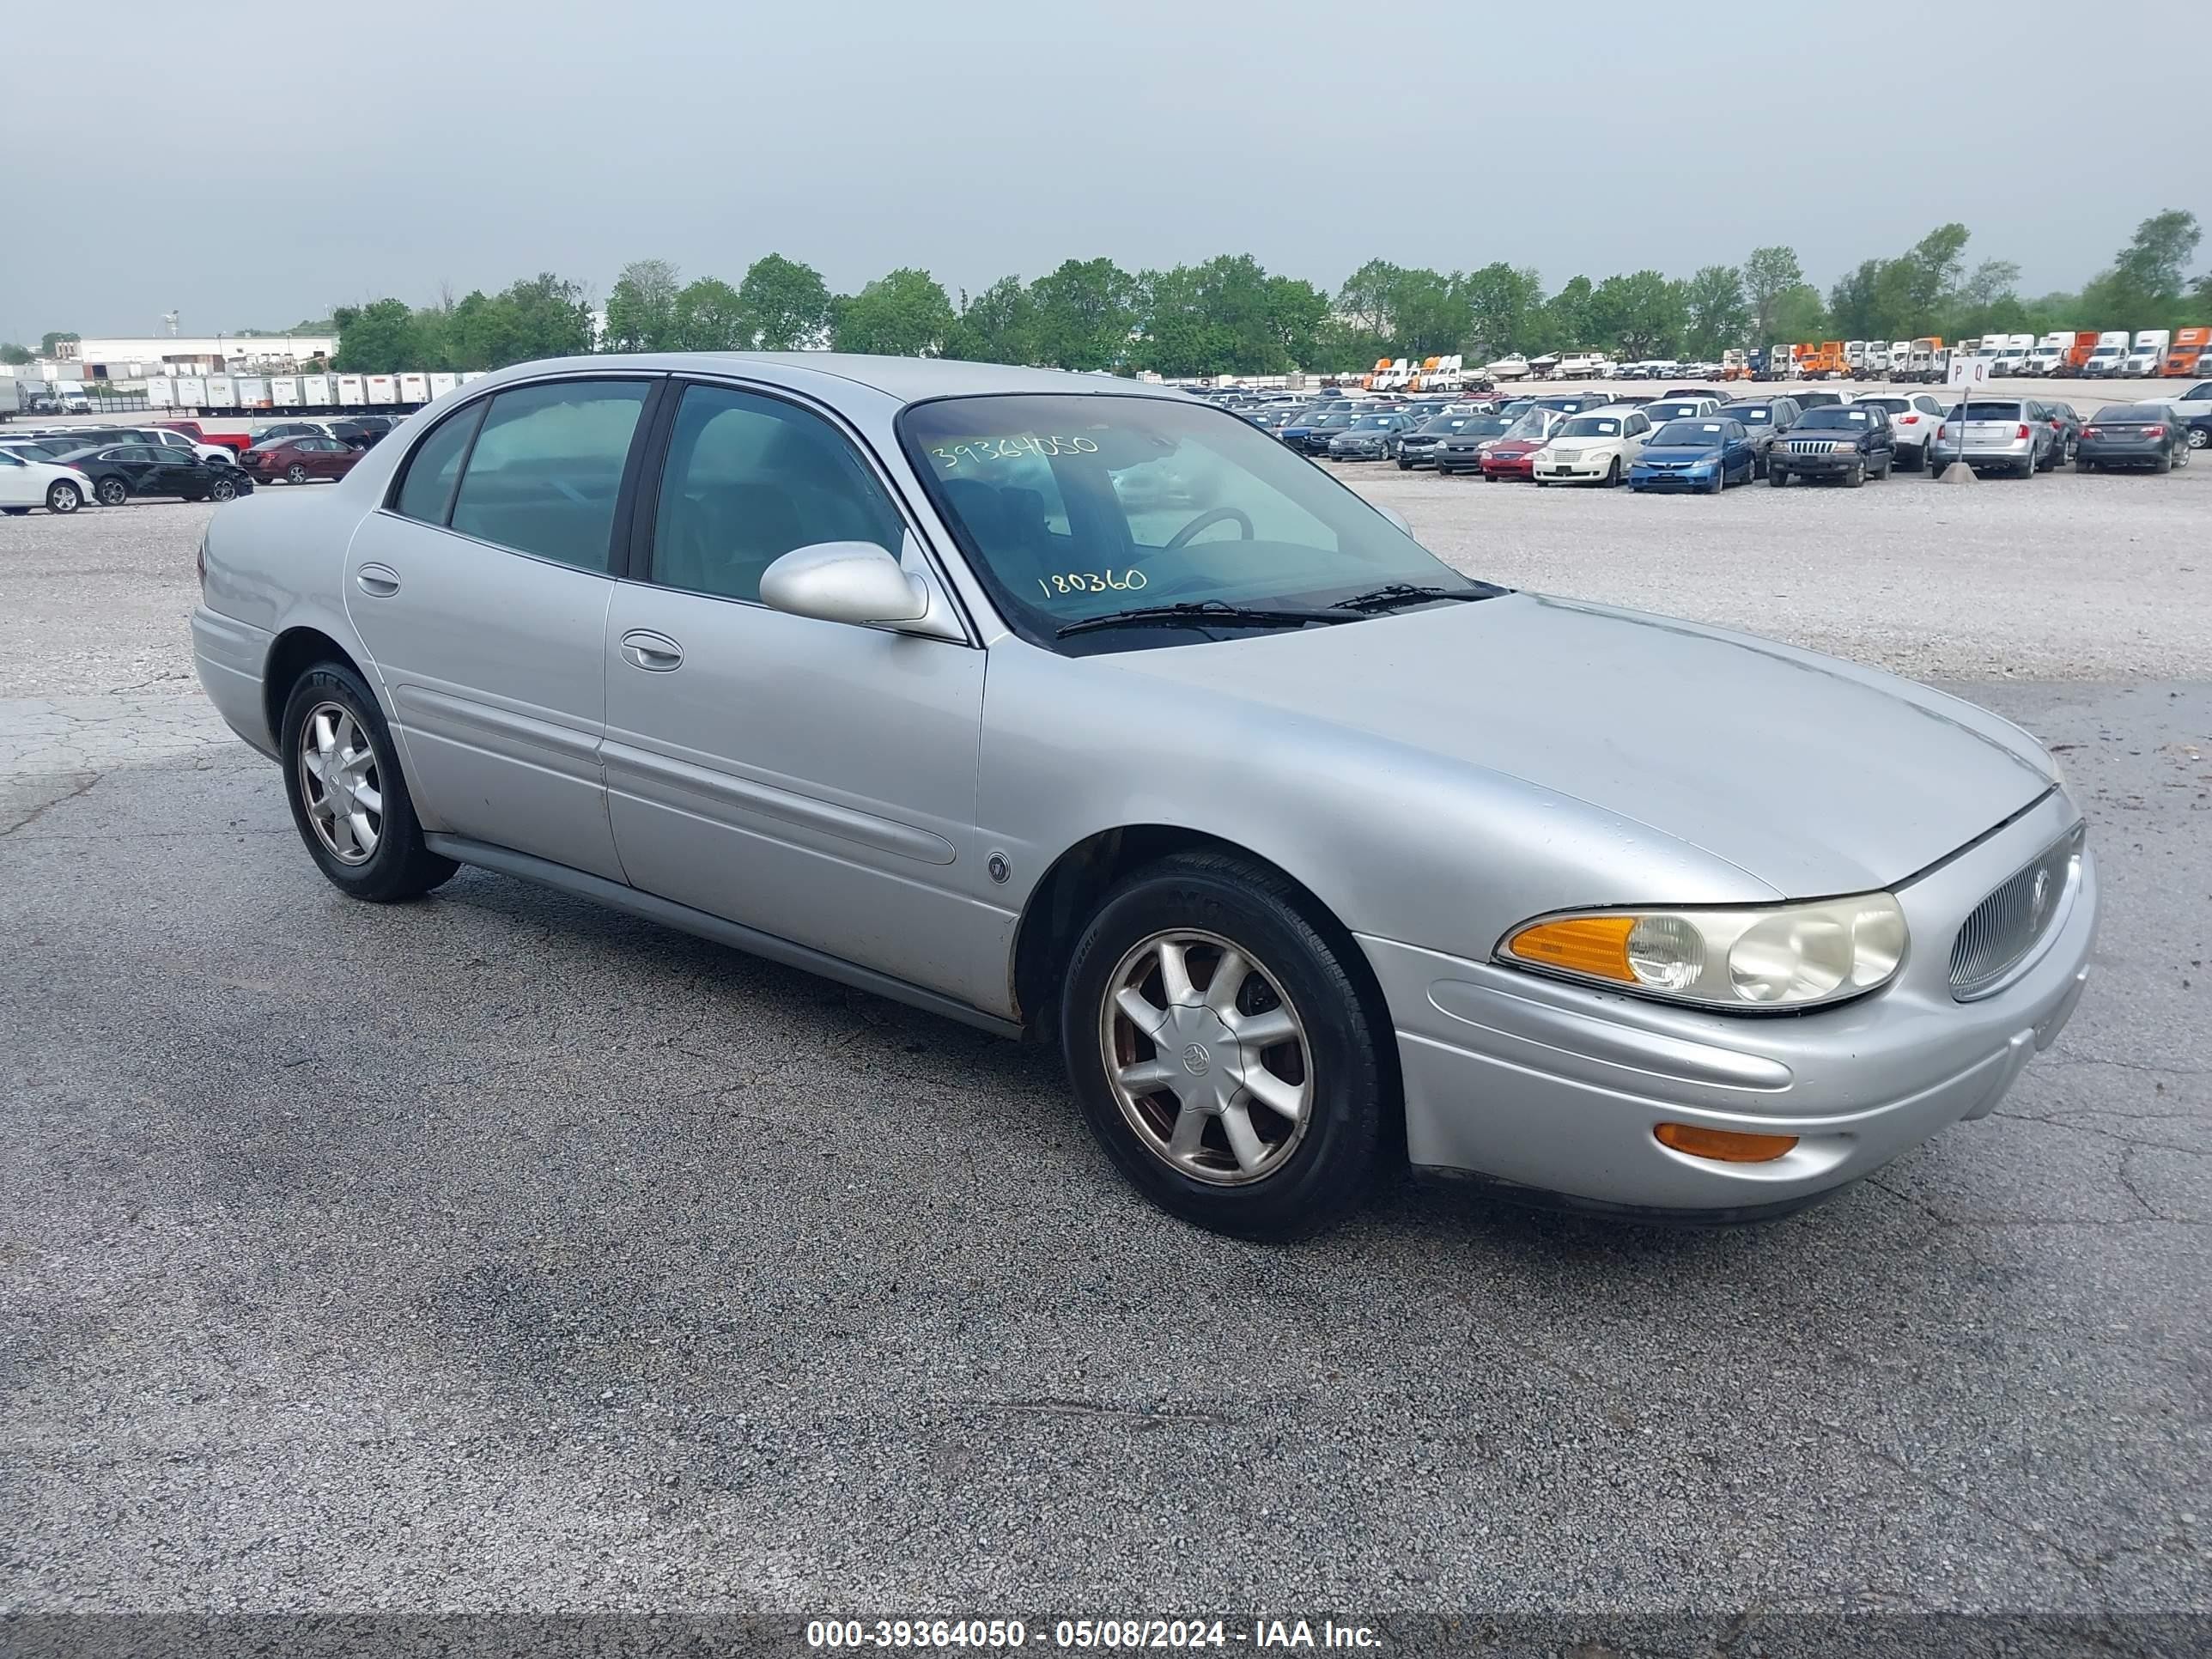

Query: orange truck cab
left=1799, top=341, right=1849, bottom=379
left=2065, top=331, right=2102, bottom=374
left=2162, top=327, right=2209, bottom=377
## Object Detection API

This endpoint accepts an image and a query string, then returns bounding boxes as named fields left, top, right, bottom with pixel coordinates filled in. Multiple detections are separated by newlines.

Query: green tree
left=1827, top=261, right=1886, bottom=341
left=1538, top=276, right=1595, bottom=352
left=943, top=276, right=1035, bottom=364
left=1741, top=246, right=1806, bottom=344
left=672, top=277, right=752, bottom=350
left=1461, top=263, right=1544, bottom=355
left=0, top=343, right=32, bottom=366
left=39, top=331, right=78, bottom=356
left=2080, top=210, right=2202, bottom=325
left=1682, top=264, right=1749, bottom=355
left=833, top=268, right=956, bottom=356
left=331, top=298, right=421, bottom=372
left=738, top=253, right=835, bottom=350
left=1896, top=223, right=1971, bottom=323
left=1027, top=258, right=1138, bottom=370
left=1134, top=256, right=1305, bottom=377
left=1261, top=274, right=1330, bottom=371
left=604, top=258, right=684, bottom=352
left=1589, top=270, right=1686, bottom=359
left=441, top=272, right=594, bottom=369
left=1392, top=268, right=1471, bottom=356
left=1769, top=283, right=1829, bottom=343
left=1333, top=258, right=1406, bottom=337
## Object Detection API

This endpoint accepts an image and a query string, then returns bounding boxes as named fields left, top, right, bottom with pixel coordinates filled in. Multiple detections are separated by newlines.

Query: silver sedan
left=191, top=356, right=2098, bottom=1238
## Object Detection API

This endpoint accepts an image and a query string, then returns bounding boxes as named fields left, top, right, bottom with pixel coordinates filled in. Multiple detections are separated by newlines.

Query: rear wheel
left=2187, top=427, right=2209, bottom=451
left=279, top=662, right=458, bottom=903
left=94, top=477, right=128, bottom=507
left=2154, top=451, right=2173, bottom=474
left=45, top=481, right=82, bottom=514
left=285, top=463, right=309, bottom=483
left=1060, top=854, right=1388, bottom=1240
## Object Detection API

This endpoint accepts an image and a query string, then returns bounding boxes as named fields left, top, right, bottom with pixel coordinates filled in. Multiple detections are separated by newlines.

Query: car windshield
left=1797, top=408, right=1870, bottom=428
left=1647, top=402, right=1699, bottom=420
left=898, top=393, right=1498, bottom=652
left=1652, top=421, right=1726, bottom=447
left=1502, top=410, right=1553, bottom=440
left=1724, top=406, right=1773, bottom=423
left=1559, top=416, right=1622, bottom=438
left=1455, top=416, right=1514, bottom=439
left=1419, top=416, right=1472, bottom=434
left=1347, top=415, right=1397, bottom=430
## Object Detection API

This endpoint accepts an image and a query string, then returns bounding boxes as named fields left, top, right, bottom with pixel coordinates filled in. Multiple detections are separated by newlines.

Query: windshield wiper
left=1328, top=581, right=1502, bottom=614
left=1055, top=599, right=1355, bottom=638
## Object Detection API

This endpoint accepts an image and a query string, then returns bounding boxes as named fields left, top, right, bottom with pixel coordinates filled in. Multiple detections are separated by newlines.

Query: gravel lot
left=1, top=468, right=2207, bottom=1623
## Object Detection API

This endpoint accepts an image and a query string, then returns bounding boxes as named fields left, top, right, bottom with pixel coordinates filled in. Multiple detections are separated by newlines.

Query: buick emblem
left=1181, top=1042, right=1212, bottom=1077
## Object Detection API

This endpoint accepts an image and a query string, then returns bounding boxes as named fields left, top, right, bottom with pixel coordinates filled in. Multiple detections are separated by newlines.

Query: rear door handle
left=620, top=629, right=684, bottom=672
left=356, top=563, right=400, bottom=597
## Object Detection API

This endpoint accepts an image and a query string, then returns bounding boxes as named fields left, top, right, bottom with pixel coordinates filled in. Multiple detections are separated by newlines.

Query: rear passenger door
left=599, top=378, right=1000, bottom=1011
left=343, top=375, right=660, bottom=882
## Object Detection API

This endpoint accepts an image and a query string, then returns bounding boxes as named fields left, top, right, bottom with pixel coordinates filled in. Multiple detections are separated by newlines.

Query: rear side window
left=448, top=380, right=651, bottom=571
left=648, top=383, right=905, bottom=604
left=393, top=403, right=486, bottom=524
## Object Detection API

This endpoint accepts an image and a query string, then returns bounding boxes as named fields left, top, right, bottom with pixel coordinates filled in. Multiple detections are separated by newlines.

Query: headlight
left=1498, top=894, right=1910, bottom=1010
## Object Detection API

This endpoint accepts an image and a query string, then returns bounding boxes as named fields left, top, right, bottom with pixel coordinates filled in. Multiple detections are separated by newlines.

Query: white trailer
left=270, top=376, right=301, bottom=407
left=301, top=374, right=332, bottom=406
left=144, top=375, right=176, bottom=408
left=398, top=372, right=430, bottom=404
left=336, top=374, right=366, bottom=405
left=236, top=376, right=271, bottom=409
left=428, top=371, right=458, bottom=400
left=366, top=374, right=398, bottom=406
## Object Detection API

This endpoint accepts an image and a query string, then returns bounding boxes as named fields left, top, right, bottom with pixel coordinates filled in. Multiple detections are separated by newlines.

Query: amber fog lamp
left=1654, top=1123, right=1798, bottom=1163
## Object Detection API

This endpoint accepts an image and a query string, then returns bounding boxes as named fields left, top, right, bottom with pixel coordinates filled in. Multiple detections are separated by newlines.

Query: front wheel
left=279, top=662, right=458, bottom=903
left=94, top=477, right=128, bottom=507
left=46, top=481, right=82, bottom=514
left=1060, top=853, right=1388, bottom=1240
left=1768, top=465, right=1788, bottom=487
left=1844, top=461, right=1865, bottom=488
left=1605, top=456, right=1621, bottom=487
left=208, top=476, right=237, bottom=501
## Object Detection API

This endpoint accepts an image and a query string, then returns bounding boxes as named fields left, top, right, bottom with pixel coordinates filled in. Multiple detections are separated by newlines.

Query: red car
left=155, top=419, right=251, bottom=458
left=237, top=434, right=363, bottom=485
left=1478, top=409, right=1565, bottom=481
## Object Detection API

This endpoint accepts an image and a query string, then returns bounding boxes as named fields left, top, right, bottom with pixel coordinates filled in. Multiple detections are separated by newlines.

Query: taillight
left=1899, top=413, right=1919, bottom=424
left=2143, top=425, right=2166, bottom=438
left=2015, top=424, right=2030, bottom=440
left=2082, top=426, right=2102, bottom=438
left=1937, top=424, right=1951, bottom=439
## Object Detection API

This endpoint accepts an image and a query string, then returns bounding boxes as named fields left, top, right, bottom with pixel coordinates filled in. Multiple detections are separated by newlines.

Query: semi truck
left=2025, top=331, right=2073, bottom=374
left=2124, top=330, right=2171, bottom=377
left=144, top=368, right=488, bottom=415
left=2080, top=331, right=2131, bottom=377
left=2162, top=327, right=2209, bottom=377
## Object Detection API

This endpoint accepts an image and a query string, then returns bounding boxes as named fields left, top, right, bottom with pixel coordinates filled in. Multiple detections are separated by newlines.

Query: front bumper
left=1328, top=444, right=1389, bottom=461
left=1360, top=790, right=2098, bottom=1214
left=1397, top=443, right=1441, bottom=466
left=1534, top=453, right=1618, bottom=483
left=1629, top=465, right=1719, bottom=491
left=1771, top=449, right=1863, bottom=476
left=1480, top=455, right=1536, bottom=479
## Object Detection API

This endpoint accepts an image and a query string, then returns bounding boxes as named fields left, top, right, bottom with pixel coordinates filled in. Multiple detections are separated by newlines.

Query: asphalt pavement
left=0, top=483, right=2206, bottom=1620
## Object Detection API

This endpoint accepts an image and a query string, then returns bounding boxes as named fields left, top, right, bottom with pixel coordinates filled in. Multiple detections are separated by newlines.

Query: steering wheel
left=1164, top=506, right=1255, bottom=550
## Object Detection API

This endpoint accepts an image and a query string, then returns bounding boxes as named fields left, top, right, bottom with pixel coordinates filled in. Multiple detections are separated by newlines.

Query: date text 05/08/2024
left=805, top=1618, right=1382, bottom=1650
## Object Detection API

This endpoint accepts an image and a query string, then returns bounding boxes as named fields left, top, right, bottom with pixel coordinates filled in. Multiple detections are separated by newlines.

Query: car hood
left=1636, top=445, right=1724, bottom=464
left=1487, top=439, right=1543, bottom=457
left=1092, top=592, right=2057, bottom=896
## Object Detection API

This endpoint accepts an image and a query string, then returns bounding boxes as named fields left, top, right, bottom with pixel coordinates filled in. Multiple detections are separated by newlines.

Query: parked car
left=1767, top=404, right=1896, bottom=486
left=1642, top=397, right=1720, bottom=424
left=1713, top=397, right=1801, bottom=477
left=2075, top=404, right=2193, bottom=472
left=252, top=421, right=339, bottom=445
left=1478, top=408, right=1567, bottom=479
left=1529, top=394, right=1613, bottom=416
left=1791, top=390, right=1847, bottom=410
left=1629, top=418, right=1761, bottom=493
left=1397, top=412, right=1492, bottom=471
left=47, top=442, right=252, bottom=505
left=2029, top=400, right=2083, bottom=466
left=0, top=447, right=94, bottom=514
left=155, top=419, right=251, bottom=458
left=1851, top=392, right=1947, bottom=470
left=1326, top=411, right=1414, bottom=462
left=1926, top=399, right=2057, bottom=478
left=1532, top=408, right=1652, bottom=486
left=238, top=434, right=368, bottom=486
left=1431, top=413, right=1519, bottom=475
left=1283, top=410, right=1361, bottom=454
left=190, top=355, right=2098, bottom=1238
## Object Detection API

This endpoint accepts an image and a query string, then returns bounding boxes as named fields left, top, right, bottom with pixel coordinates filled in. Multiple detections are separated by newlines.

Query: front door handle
left=356, top=562, right=400, bottom=597
left=620, top=629, right=684, bottom=672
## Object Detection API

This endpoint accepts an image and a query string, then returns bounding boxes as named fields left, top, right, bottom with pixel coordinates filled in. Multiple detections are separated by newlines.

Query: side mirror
left=760, top=541, right=929, bottom=628
left=1376, top=505, right=1413, bottom=538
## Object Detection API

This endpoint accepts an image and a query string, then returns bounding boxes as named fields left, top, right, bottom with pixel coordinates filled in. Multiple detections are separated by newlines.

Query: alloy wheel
left=297, top=702, right=383, bottom=865
left=287, top=464, right=308, bottom=483
left=1098, top=928, right=1312, bottom=1187
left=96, top=479, right=127, bottom=507
left=2189, top=428, right=2208, bottom=451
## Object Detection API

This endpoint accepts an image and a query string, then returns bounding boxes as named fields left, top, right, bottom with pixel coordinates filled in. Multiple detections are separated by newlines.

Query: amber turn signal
left=1653, top=1122, right=1799, bottom=1164
left=1504, top=915, right=1637, bottom=984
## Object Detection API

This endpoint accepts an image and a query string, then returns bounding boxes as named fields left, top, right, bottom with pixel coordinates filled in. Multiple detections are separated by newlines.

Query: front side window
left=448, top=380, right=650, bottom=571
left=649, top=383, right=905, bottom=604
left=899, top=393, right=1494, bottom=652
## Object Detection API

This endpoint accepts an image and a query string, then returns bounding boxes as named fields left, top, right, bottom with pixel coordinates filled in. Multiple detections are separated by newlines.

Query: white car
left=0, top=447, right=94, bottom=514
left=1532, top=406, right=1653, bottom=485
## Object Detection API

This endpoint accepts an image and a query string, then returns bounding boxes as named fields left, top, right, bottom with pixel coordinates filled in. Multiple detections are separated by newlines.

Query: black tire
left=2154, top=451, right=2172, bottom=474
left=1059, top=852, right=1388, bottom=1241
left=285, top=463, right=308, bottom=483
left=278, top=661, right=458, bottom=903
left=208, top=476, right=237, bottom=501
left=1605, top=456, right=1622, bottom=487
left=1396, top=457, right=1412, bottom=471
left=2080, top=459, right=2098, bottom=473
left=46, top=481, right=81, bottom=514
left=1844, top=461, right=1864, bottom=489
left=1875, top=454, right=1893, bottom=480
left=1768, top=465, right=1787, bottom=487
left=94, top=477, right=128, bottom=507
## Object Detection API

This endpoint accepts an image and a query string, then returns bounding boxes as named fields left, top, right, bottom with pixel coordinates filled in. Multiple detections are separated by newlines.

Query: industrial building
left=58, top=334, right=339, bottom=380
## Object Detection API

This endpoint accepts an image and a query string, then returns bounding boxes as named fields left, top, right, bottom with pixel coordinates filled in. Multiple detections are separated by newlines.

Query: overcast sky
left=3, top=0, right=2205, bottom=342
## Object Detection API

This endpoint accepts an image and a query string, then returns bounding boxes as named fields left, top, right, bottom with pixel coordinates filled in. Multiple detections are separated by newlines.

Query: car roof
left=454, top=351, right=1184, bottom=410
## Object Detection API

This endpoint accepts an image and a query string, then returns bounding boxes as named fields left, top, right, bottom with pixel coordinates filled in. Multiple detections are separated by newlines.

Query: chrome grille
left=1786, top=438, right=1843, bottom=454
left=1948, top=825, right=2083, bottom=1000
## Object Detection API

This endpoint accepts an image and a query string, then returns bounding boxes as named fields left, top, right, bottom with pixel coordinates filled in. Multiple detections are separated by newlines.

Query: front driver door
left=0, top=453, right=35, bottom=507
left=600, top=379, right=1001, bottom=1012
